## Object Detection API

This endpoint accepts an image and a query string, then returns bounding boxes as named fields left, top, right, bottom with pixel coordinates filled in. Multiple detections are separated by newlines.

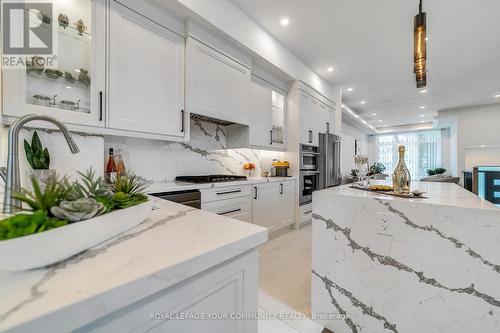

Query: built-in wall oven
left=299, top=144, right=320, bottom=205
left=299, top=170, right=320, bottom=205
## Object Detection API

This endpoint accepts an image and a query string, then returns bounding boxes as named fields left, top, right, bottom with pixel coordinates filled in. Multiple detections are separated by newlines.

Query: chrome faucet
left=0, top=115, right=80, bottom=215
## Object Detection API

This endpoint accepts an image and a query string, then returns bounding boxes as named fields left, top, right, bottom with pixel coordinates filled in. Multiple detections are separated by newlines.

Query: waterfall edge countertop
left=312, top=180, right=500, bottom=333
left=0, top=197, right=267, bottom=333
left=321, top=179, right=498, bottom=210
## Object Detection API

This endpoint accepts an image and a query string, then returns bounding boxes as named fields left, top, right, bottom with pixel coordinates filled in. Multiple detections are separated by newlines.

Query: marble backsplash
left=1, top=119, right=284, bottom=186
left=105, top=119, right=284, bottom=182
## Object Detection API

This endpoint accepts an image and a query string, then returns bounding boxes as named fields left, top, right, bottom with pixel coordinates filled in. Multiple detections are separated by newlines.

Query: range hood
left=190, top=113, right=235, bottom=126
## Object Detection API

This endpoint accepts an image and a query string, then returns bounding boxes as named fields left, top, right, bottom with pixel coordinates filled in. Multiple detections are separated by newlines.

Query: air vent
left=190, top=113, right=234, bottom=126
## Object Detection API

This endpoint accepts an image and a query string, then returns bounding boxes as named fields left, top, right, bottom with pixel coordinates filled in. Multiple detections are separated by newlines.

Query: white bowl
left=0, top=201, right=153, bottom=271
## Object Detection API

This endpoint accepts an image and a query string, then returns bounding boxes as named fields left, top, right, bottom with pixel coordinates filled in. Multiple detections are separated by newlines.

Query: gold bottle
left=392, top=145, right=411, bottom=193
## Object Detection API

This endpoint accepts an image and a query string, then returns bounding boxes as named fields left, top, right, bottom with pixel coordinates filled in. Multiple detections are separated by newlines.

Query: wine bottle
left=392, top=145, right=411, bottom=193
left=105, top=148, right=117, bottom=183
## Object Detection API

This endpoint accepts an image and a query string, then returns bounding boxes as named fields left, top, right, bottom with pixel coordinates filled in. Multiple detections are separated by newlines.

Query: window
left=376, top=130, right=442, bottom=180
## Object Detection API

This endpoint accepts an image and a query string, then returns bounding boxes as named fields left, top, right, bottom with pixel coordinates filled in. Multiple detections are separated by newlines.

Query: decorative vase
left=27, top=169, right=57, bottom=190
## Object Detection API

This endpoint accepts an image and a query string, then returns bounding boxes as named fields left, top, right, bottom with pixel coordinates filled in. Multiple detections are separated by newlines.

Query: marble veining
left=0, top=197, right=267, bottom=332
left=105, top=119, right=284, bottom=182
left=375, top=198, right=500, bottom=274
left=312, top=182, right=500, bottom=333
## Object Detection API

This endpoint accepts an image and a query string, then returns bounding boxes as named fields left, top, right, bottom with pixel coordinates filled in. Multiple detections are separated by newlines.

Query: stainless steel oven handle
left=300, top=170, right=321, bottom=175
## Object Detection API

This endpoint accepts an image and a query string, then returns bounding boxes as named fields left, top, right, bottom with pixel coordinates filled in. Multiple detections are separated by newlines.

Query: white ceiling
left=230, top=0, right=500, bottom=128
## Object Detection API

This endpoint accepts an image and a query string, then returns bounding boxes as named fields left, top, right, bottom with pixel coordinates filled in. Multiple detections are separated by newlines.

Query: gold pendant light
left=414, top=0, right=427, bottom=88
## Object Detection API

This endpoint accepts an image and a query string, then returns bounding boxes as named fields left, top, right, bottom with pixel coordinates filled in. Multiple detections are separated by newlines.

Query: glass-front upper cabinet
left=271, top=90, right=286, bottom=147
left=3, top=0, right=106, bottom=127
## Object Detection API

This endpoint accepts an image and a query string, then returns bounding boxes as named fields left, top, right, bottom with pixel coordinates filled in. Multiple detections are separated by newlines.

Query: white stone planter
left=0, top=200, right=153, bottom=271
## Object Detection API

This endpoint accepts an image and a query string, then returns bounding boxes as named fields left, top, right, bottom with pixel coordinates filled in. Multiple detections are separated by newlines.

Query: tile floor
left=259, top=223, right=312, bottom=317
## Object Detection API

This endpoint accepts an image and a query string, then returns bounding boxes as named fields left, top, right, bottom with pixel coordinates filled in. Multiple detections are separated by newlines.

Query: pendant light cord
left=419, top=0, right=423, bottom=13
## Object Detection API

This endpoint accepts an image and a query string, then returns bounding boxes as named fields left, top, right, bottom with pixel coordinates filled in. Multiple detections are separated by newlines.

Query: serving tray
left=350, top=185, right=428, bottom=199
left=0, top=201, right=153, bottom=271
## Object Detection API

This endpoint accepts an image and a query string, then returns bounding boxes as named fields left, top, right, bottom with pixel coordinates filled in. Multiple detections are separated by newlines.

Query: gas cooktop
left=175, top=175, right=248, bottom=184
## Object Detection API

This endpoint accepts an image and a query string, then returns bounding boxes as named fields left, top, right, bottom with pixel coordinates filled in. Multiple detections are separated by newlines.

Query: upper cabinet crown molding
left=291, top=80, right=336, bottom=110
left=185, top=19, right=252, bottom=69
left=113, top=0, right=185, bottom=36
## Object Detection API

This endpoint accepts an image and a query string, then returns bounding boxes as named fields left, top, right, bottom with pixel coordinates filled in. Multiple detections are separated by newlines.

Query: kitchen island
left=0, top=197, right=267, bottom=333
left=312, top=181, right=500, bottom=333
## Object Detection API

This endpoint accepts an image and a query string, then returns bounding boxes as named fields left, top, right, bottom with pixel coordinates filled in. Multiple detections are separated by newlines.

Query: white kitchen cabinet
left=248, top=77, right=286, bottom=150
left=3, top=0, right=106, bottom=127
left=249, top=77, right=272, bottom=147
left=299, top=92, right=316, bottom=146
left=252, top=180, right=296, bottom=233
left=202, top=196, right=252, bottom=222
left=274, top=181, right=296, bottom=229
left=107, top=1, right=186, bottom=139
left=76, top=249, right=259, bottom=333
left=299, top=92, right=335, bottom=146
left=186, top=37, right=250, bottom=125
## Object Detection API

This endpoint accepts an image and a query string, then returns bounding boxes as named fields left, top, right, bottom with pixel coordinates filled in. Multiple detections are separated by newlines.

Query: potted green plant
left=24, top=131, right=56, bottom=188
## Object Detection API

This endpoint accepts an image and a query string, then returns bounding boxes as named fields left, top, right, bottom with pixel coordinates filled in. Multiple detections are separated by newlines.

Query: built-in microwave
left=300, top=144, right=319, bottom=171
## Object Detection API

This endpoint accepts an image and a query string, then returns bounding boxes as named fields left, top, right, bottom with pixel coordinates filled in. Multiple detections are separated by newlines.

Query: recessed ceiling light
left=372, top=113, right=377, bottom=116
left=420, top=114, right=425, bottom=117
left=280, top=17, right=289, bottom=26
left=327, top=67, right=334, bottom=72
left=360, top=101, right=366, bottom=105
left=494, top=94, right=500, bottom=98
left=378, top=120, right=383, bottom=122
left=347, top=88, right=353, bottom=92
left=419, top=106, right=426, bottom=109
left=420, top=120, right=425, bottom=123
left=420, top=89, right=427, bottom=93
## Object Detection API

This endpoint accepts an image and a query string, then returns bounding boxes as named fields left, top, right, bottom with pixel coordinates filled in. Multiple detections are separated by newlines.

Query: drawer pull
left=280, top=183, right=283, bottom=194
left=216, top=190, right=242, bottom=195
left=218, top=208, right=242, bottom=215
left=304, top=210, right=312, bottom=215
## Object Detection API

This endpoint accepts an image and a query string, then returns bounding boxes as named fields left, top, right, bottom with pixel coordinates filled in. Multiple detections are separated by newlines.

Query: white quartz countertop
left=146, top=176, right=296, bottom=193
left=317, top=180, right=498, bottom=210
left=0, top=197, right=268, bottom=333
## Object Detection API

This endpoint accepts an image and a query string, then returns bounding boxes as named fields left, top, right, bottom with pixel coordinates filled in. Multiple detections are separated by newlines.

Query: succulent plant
left=65, top=168, right=110, bottom=201
left=50, top=198, right=106, bottom=223
left=24, top=131, right=50, bottom=170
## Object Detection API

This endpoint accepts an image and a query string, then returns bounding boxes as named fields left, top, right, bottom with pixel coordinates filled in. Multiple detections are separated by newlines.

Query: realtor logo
left=2, top=2, right=53, bottom=54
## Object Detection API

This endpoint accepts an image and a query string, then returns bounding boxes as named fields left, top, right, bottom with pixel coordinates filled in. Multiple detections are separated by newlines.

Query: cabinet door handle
left=181, top=109, right=185, bottom=132
left=304, top=210, right=312, bottom=215
left=216, top=189, right=242, bottom=195
left=98, top=91, right=103, bottom=121
left=308, top=130, right=313, bottom=143
left=280, top=183, right=283, bottom=194
left=270, top=130, right=273, bottom=145
left=326, top=122, right=330, bottom=133
left=254, top=186, right=258, bottom=199
left=217, top=208, right=242, bottom=215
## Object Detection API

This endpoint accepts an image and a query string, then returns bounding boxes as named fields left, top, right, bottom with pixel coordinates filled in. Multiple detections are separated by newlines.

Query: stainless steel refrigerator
left=318, top=133, right=342, bottom=189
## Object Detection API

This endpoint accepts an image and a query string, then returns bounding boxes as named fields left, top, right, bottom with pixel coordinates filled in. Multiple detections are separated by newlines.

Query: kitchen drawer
left=201, top=185, right=251, bottom=203
left=299, top=203, right=312, bottom=224
left=202, top=196, right=252, bottom=222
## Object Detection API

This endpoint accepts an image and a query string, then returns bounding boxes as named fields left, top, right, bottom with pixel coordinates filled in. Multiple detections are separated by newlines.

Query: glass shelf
left=27, top=70, right=90, bottom=88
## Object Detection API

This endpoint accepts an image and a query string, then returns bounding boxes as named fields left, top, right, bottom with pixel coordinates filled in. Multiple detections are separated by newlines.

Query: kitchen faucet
left=0, top=115, right=80, bottom=215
